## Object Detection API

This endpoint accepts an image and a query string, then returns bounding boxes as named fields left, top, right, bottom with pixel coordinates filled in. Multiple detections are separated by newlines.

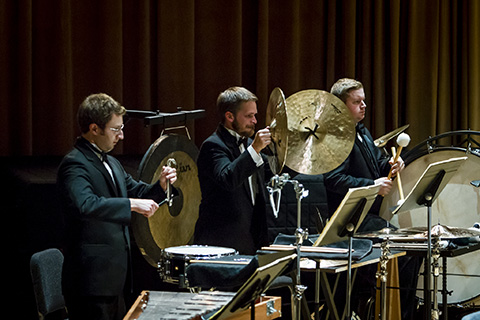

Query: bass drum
left=132, top=134, right=202, bottom=267
left=380, top=131, right=480, bottom=306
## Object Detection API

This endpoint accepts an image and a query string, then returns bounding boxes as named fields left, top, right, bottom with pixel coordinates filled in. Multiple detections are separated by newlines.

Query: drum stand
left=268, top=173, right=309, bottom=320
left=376, top=235, right=391, bottom=320
left=417, top=169, right=446, bottom=320
left=431, top=234, right=441, bottom=320
left=338, top=198, right=368, bottom=320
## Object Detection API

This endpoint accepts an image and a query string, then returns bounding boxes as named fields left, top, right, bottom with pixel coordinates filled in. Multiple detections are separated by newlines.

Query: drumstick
left=387, top=133, right=410, bottom=179
left=391, top=147, right=405, bottom=201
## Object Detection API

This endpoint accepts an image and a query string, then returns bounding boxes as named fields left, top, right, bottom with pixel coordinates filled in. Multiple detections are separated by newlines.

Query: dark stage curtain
left=0, top=0, right=479, bottom=156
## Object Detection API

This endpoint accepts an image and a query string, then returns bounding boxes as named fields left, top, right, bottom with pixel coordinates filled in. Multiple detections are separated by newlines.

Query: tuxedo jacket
left=57, top=137, right=165, bottom=296
left=323, top=123, right=391, bottom=216
left=194, top=125, right=270, bottom=255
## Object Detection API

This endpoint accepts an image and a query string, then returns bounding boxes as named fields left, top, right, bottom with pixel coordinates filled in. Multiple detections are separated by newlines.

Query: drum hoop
left=164, top=245, right=236, bottom=259
left=405, top=130, right=480, bottom=165
left=404, top=146, right=472, bottom=165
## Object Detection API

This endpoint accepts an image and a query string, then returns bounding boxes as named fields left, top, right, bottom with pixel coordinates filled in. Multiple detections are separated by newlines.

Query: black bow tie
left=89, top=144, right=108, bottom=162
left=100, top=152, right=108, bottom=163
left=237, top=137, right=248, bottom=148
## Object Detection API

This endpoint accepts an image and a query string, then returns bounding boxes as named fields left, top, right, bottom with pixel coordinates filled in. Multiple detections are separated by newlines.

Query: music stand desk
left=373, top=241, right=480, bottom=320
left=300, top=247, right=406, bottom=320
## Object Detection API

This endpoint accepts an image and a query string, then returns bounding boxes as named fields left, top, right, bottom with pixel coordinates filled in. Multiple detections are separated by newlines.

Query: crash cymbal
left=374, top=124, right=410, bottom=147
left=133, top=134, right=201, bottom=267
left=284, top=89, right=356, bottom=175
left=402, top=225, right=480, bottom=239
left=266, top=87, right=288, bottom=174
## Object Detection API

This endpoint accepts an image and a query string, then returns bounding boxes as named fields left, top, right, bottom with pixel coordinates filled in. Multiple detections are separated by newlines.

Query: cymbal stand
left=292, top=179, right=309, bottom=320
left=267, top=174, right=309, bottom=320
left=376, top=235, right=391, bottom=320
left=431, top=234, right=441, bottom=320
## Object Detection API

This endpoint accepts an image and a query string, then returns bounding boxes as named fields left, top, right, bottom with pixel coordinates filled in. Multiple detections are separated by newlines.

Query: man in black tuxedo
left=324, top=78, right=404, bottom=230
left=194, top=86, right=272, bottom=255
left=324, top=79, right=420, bottom=319
left=57, top=93, right=176, bottom=320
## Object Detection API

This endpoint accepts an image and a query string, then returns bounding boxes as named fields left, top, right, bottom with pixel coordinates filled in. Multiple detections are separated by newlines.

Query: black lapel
left=75, top=137, right=119, bottom=196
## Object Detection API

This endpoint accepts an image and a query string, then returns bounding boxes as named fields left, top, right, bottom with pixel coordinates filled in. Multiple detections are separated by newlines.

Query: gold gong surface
left=284, top=89, right=355, bottom=175
left=149, top=150, right=200, bottom=250
left=133, top=134, right=200, bottom=267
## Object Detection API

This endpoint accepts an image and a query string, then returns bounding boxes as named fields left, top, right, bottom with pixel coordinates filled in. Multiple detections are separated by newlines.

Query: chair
left=30, top=248, right=67, bottom=320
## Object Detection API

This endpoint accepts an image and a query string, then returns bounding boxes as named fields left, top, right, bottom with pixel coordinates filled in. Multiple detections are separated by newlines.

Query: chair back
left=30, top=248, right=65, bottom=319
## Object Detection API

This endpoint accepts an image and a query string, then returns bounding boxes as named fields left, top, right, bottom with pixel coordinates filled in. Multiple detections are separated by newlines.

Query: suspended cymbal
left=374, top=124, right=410, bottom=147
left=284, top=90, right=356, bottom=175
left=133, top=134, right=201, bottom=267
left=402, top=225, right=480, bottom=239
left=265, top=87, right=288, bottom=174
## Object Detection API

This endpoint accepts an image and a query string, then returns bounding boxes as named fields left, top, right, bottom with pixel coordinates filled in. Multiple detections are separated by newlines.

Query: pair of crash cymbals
left=266, top=87, right=411, bottom=175
left=266, top=87, right=356, bottom=175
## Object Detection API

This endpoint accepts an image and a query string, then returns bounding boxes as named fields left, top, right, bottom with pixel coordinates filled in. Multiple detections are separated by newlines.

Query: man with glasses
left=57, top=93, right=177, bottom=320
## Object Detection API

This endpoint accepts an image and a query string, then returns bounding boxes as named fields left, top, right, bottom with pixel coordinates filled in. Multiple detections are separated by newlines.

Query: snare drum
left=159, top=245, right=236, bottom=287
left=380, top=131, right=480, bottom=305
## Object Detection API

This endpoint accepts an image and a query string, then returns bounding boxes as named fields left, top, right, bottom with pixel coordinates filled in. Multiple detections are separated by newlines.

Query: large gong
left=132, top=134, right=201, bottom=267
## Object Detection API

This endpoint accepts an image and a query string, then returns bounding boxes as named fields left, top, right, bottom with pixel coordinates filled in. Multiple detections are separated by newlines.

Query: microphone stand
left=267, top=173, right=309, bottom=320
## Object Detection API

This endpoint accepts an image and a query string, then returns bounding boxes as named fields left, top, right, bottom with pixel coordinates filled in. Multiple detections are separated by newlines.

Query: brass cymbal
left=266, top=87, right=288, bottom=174
left=133, top=134, right=201, bottom=267
left=284, top=89, right=356, bottom=175
left=374, top=124, right=410, bottom=147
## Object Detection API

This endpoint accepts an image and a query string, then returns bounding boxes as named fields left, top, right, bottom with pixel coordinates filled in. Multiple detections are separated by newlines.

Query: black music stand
left=205, top=250, right=296, bottom=320
left=313, top=184, right=380, bottom=319
left=390, top=156, right=467, bottom=319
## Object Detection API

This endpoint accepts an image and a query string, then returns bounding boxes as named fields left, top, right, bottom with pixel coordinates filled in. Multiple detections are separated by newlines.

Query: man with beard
left=194, top=86, right=272, bottom=255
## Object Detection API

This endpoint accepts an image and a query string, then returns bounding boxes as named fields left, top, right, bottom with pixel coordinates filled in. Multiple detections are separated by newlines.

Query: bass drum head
left=132, top=134, right=201, bottom=267
left=380, top=149, right=480, bottom=305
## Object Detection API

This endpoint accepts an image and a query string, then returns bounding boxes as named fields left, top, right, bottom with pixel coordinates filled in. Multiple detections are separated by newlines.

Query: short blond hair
left=330, top=78, right=364, bottom=103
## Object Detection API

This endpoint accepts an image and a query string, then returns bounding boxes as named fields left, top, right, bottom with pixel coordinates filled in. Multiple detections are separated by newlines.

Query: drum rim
left=405, top=130, right=480, bottom=165
left=164, top=244, right=236, bottom=252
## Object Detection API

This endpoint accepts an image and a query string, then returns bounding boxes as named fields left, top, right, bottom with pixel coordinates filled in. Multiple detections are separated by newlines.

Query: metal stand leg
left=423, top=203, right=433, bottom=319
left=432, top=235, right=441, bottom=320
left=376, top=236, right=391, bottom=320
left=442, top=256, right=448, bottom=320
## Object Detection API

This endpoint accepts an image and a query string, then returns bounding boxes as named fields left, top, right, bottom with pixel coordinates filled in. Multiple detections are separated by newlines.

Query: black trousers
left=64, top=294, right=126, bottom=320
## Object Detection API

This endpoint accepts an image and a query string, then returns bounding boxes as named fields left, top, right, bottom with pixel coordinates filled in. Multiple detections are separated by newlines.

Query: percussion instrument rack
left=126, top=108, right=206, bottom=128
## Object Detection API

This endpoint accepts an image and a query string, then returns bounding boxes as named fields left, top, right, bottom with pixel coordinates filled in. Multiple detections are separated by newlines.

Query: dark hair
left=216, top=87, right=258, bottom=122
left=77, top=93, right=126, bottom=133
